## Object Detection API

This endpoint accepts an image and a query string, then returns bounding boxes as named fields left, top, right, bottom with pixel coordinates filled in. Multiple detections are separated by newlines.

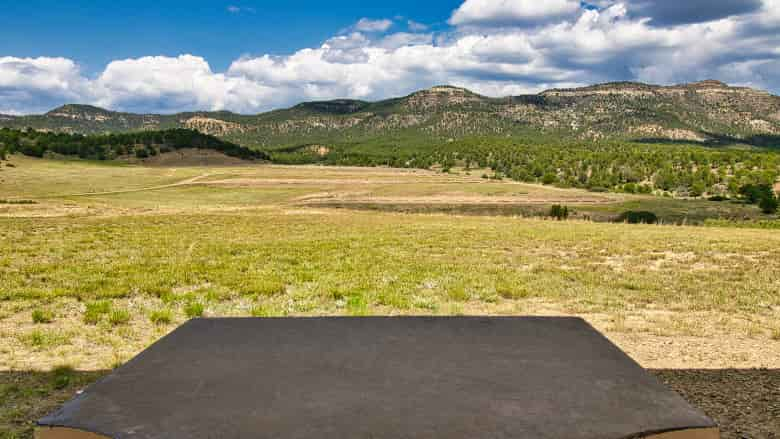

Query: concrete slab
left=37, top=317, right=718, bottom=438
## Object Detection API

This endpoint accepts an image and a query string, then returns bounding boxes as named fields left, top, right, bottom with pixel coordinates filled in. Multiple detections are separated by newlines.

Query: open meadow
left=1, top=154, right=779, bottom=438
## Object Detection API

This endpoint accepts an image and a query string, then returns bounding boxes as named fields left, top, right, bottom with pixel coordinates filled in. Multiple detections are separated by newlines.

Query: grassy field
left=1, top=154, right=779, bottom=438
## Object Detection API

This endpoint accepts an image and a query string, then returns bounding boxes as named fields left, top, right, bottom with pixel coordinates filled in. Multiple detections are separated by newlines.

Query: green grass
left=18, top=330, right=70, bottom=350
left=0, top=156, right=779, bottom=439
left=31, top=309, right=53, bottom=324
left=83, top=301, right=111, bottom=325
left=0, top=369, right=106, bottom=438
left=184, top=302, right=205, bottom=318
left=149, top=308, right=173, bottom=325
left=108, top=309, right=131, bottom=326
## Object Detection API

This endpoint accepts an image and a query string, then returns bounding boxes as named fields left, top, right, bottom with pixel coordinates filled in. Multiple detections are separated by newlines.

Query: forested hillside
left=0, top=128, right=268, bottom=162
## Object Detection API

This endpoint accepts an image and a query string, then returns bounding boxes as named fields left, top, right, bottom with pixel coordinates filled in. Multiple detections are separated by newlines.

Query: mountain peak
left=46, top=104, right=113, bottom=115
left=401, top=85, right=485, bottom=110
left=293, top=99, right=369, bottom=115
left=414, top=85, right=479, bottom=96
left=685, top=79, right=729, bottom=88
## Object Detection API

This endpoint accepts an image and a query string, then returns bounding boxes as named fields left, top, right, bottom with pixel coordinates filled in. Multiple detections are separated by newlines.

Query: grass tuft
left=31, top=309, right=54, bottom=324
left=51, top=365, right=75, bottom=390
left=108, top=308, right=131, bottom=326
left=184, top=302, right=205, bottom=318
left=149, top=308, right=173, bottom=325
left=19, top=330, right=70, bottom=350
left=239, top=278, right=286, bottom=297
left=447, top=285, right=470, bottom=302
left=83, top=300, right=112, bottom=325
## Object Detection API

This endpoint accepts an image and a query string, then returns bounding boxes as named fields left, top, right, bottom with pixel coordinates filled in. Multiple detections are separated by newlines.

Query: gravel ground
left=652, top=369, right=780, bottom=439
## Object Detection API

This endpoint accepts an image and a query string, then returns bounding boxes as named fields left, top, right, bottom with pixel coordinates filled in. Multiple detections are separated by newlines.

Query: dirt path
left=27, top=173, right=213, bottom=199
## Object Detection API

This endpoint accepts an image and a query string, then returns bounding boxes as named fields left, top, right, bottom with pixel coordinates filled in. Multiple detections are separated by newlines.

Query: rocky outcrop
left=183, top=117, right=245, bottom=136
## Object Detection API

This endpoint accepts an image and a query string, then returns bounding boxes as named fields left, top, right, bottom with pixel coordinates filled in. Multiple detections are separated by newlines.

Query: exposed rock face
left=46, top=105, right=116, bottom=122
left=402, top=86, right=484, bottom=110
left=308, top=145, right=330, bottom=156
left=183, top=117, right=245, bottom=136
left=630, top=125, right=708, bottom=142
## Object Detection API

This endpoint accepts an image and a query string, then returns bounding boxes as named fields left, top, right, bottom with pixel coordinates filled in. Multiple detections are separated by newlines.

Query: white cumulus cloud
left=353, top=18, right=394, bottom=32
left=450, top=0, right=581, bottom=26
left=1, top=0, right=780, bottom=115
left=0, top=57, right=90, bottom=113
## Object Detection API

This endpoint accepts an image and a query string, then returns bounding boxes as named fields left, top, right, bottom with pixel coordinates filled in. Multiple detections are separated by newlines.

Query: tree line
left=279, top=136, right=779, bottom=201
left=0, top=128, right=268, bottom=161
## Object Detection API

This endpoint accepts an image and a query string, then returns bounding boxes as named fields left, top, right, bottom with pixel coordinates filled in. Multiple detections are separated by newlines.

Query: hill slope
left=2, top=81, right=779, bottom=151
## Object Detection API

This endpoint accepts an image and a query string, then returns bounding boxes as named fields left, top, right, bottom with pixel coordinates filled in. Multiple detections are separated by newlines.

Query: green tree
left=549, top=205, right=569, bottom=220
left=541, top=172, right=557, bottom=185
left=759, top=195, right=779, bottom=214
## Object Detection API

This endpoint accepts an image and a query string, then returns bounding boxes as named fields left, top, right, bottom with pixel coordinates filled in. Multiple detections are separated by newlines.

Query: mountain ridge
left=2, top=80, right=779, bottom=149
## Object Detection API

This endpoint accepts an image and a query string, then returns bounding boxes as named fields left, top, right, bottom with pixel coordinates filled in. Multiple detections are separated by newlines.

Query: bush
left=184, top=302, right=205, bottom=318
left=616, top=211, right=658, bottom=224
left=541, top=173, right=557, bottom=185
left=134, top=147, right=149, bottom=159
left=739, top=183, right=774, bottom=204
left=759, top=195, right=779, bottom=214
left=150, top=308, right=173, bottom=325
left=549, top=204, right=569, bottom=220
left=32, top=309, right=54, bottom=324
left=708, top=195, right=729, bottom=202
left=0, top=199, right=36, bottom=204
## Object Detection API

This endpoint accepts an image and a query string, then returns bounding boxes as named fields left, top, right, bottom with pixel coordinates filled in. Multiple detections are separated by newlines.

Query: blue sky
left=0, top=1, right=459, bottom=74
left=1, top=0, right=779, bottom=114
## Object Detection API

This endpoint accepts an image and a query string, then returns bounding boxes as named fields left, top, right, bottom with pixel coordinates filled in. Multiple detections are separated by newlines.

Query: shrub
left=32, top=309, right=54, bottom=324
left=149, top=308, right=173, bottom=325
left=108, top=309, right=131, bottom=326
left=739, top=183, right=773, bottom=204
left=759, top=195, right=778, bottom=214
left=549, top=204, right=569, bottom=220
left=0, top=199, right=36, bottom=204
left=708, top=195, right=729, bottom=202
left=616, top=211, right=658, bottom=224
left=184, top=302, right=205, bottom=318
